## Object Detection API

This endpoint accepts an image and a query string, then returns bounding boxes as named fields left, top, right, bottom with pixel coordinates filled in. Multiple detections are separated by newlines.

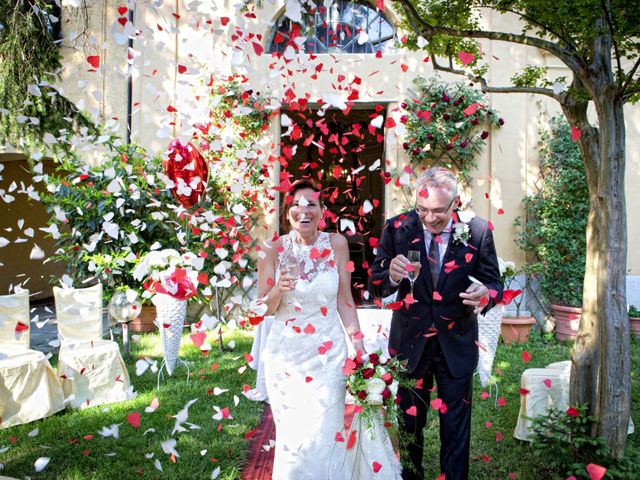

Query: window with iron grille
left=269, top=0, right=396, bottom=55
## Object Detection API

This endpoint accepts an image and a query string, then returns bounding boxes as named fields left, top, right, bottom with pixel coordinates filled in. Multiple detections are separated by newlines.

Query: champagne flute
left=281, top=256, right=300, bottom=304
left=407, top=250, right=421, bottom=299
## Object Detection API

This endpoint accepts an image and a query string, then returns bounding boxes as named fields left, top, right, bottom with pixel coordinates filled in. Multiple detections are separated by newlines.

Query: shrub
left=41, top=144, right=182, bottom=300
left=515, top=116, right=588, bottom=307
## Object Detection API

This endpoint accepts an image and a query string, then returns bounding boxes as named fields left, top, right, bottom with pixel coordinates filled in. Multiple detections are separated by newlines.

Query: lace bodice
left=278, top=231, right=337, bottom=284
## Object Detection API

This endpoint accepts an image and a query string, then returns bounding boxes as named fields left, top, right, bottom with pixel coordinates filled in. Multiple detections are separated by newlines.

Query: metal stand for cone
left=157, top=357, right=191, bottom=389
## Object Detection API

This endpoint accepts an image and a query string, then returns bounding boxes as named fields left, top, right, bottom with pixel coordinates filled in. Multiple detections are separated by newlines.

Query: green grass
left=0, top=329, right=264, bottom=480
left=2, top=330, right=639, bottom=479
left=421, top=332, right=640, bottom=479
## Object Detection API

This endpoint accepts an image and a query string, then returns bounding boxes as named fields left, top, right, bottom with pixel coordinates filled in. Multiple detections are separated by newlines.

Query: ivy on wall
left=0, top=0, right=99, bottom=158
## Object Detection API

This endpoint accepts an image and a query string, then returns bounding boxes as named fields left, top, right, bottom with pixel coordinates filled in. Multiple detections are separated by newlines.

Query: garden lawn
left=421, top=333, right=640, bottom=479
left=1, top=330, right=639, bottom=479
left=0, top=328, right=263, bottom=480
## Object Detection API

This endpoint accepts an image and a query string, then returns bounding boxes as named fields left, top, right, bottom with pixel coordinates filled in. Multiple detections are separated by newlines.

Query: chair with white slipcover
left=0, top=290, right=64, bottom=428
left=54, top=284, right=131, bottom=409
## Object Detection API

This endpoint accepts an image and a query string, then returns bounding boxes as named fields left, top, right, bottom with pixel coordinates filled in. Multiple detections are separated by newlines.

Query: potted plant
left=515, top=117, right=588, bottom=341
left=497, top=258, right=536, bottom=344
left=629, top=305, right=640, bottom=338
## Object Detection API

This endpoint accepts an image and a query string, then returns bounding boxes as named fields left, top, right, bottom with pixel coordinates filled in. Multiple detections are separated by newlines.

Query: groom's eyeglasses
left=415, top=197, right=455, bottom=217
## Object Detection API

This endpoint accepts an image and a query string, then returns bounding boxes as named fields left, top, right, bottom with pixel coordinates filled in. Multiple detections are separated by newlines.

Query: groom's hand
left=459, top=283, right=489, bottom=314
left=389, top=254, right=410, bottom=283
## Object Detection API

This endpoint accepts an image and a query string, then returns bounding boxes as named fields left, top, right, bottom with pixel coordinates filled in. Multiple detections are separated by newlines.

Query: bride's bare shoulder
left=258, top=235, right=284, bottom=260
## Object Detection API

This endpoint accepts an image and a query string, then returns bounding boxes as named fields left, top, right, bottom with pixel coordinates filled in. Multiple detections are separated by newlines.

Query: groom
left=371, top=167, right=502, bottom=480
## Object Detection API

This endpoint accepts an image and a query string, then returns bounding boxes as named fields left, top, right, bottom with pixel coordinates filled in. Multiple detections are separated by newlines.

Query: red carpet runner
left=242, top=404, right=357, bottom=480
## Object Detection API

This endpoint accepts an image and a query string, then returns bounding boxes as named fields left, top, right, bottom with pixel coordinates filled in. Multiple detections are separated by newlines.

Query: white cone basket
left=153, top=293, right=187, bottom=376
left=477, top=305, right=503, bottom=387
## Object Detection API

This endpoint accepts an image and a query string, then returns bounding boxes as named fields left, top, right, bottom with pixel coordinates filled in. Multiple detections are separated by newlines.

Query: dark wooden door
left=279, top=107, right=386, bottom=304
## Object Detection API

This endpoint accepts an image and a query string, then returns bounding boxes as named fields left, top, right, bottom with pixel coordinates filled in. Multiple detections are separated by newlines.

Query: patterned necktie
left=429, top=234, right=440, bottom=287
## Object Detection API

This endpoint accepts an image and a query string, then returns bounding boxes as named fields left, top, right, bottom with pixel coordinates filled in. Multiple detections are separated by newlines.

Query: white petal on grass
left=34, top=457, right=50, bottom=472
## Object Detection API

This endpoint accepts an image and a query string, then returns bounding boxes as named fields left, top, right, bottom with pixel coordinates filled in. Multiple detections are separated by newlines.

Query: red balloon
left=164, top=140, right=208, bottom=208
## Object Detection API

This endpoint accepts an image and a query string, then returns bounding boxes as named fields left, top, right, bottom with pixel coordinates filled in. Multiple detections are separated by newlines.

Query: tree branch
left=599, top=0, right=623, bottom=89
left=476, top=79, right=558, bottom=99
left=396, top=0, right=585, bottom=74
left=621, top=57, right=640, bottom=98
left=429, top=54, right=559, bottom=100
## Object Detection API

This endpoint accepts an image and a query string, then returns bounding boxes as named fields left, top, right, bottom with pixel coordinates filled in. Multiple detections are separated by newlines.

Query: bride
left=257, top=179, right=401, bottom=479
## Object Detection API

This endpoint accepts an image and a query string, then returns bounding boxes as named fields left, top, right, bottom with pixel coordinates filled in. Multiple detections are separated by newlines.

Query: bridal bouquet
left=343, top=350, right=406, bottom=432
left=133, top=248, right=202, bottom=301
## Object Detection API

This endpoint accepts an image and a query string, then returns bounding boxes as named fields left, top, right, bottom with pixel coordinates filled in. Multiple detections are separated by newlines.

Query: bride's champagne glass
left=281, top=256, right=300, bottom=304
left=407, top=250, right=421, bottom=299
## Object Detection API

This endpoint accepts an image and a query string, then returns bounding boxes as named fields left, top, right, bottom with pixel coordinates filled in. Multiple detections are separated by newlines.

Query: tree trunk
left=568, top=87, right=630, bottom=458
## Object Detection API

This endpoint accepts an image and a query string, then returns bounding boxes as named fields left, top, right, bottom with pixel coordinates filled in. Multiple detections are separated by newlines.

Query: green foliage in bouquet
left=401, top=76, right=503, bottom=187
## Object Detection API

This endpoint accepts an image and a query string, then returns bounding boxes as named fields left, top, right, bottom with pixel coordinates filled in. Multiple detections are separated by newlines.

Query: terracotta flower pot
left=551, top=304, right=582, bottom=341
left=630, top=317, right=640, bottom=338
left=129, top=304, right=158, bottom=333
left=500, top=315, right=536, bottom=344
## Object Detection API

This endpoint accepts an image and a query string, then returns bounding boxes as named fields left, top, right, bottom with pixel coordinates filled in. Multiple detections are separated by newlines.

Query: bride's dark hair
left=281, top=179, right=324, bottom=229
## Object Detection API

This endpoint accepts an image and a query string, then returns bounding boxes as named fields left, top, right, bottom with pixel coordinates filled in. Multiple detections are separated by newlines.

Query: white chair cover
left=54, top=284, right=131, bottom=409
left=0, top=291, right=64, bottom=428
left=0, top=290, right=30, bottom=348
left=515, top=360, right=634, bottom=440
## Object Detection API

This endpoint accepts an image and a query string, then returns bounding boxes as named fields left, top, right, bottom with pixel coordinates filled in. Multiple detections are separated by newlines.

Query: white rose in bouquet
left=389, top=379, right=399, bottom=397
left=366, top=377, right=386, bottom=395
left=365, top=393, right=384, bottom=405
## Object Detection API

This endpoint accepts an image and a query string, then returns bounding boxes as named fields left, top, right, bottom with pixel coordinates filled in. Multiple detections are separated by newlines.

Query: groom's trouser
left=399, top=337, right=473, bottom=480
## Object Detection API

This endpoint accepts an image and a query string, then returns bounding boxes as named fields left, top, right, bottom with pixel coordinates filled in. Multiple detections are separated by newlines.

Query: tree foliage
left=0, top=0, right=100, bottom=157
left=515, top=117, right=588, bottom=307
left=394, top=0, right=639, bottom=458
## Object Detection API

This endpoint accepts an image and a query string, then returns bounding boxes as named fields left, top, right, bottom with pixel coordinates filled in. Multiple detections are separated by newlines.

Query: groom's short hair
left=416, top=167, right=458, bottom=200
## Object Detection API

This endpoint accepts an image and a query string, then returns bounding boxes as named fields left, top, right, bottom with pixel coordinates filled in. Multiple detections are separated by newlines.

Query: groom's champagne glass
left=407, top=250, right=421, bottom=299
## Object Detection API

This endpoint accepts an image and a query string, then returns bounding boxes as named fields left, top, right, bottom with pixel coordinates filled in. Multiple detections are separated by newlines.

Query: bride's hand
left=277, top=271, right=297, bottom=293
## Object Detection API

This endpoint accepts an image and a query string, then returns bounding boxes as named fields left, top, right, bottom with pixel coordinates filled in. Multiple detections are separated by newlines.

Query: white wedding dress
left=263, top=232, right=401, bottom=480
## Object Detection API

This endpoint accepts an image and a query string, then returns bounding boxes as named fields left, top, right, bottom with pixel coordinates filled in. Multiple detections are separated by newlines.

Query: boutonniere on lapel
left=451, top=210, right=474, bottom=246
left=452, top=223, right=470, bottom=246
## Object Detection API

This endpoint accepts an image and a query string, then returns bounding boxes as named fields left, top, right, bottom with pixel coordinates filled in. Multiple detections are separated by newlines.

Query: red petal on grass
left=522, top=351, right=531, bottom=363
left=190, top=331, right=207, bottom=348
left=127, top=412, right=141, bottom=428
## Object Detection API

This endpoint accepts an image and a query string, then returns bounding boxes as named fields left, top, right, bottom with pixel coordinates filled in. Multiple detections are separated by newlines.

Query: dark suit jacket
left=370, top=210, right=502, bottom=379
